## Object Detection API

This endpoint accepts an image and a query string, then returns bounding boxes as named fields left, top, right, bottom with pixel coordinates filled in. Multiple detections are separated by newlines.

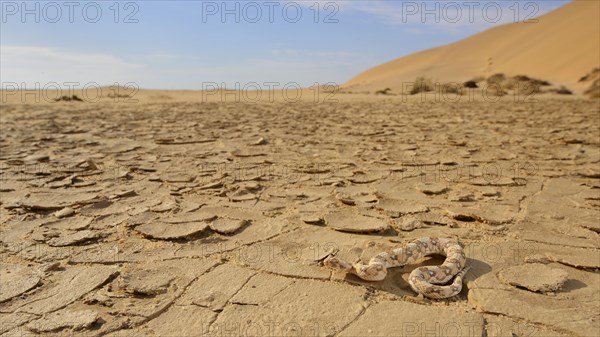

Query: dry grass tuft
left=463, top=80, right=479, bottom=88
left=410, top=77, right=434, bottom=95
left=585, top=79, right=600, bottom=98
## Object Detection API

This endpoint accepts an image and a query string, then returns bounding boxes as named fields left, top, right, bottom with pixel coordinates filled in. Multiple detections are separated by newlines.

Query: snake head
left=323, top=256, right=353, bottom=271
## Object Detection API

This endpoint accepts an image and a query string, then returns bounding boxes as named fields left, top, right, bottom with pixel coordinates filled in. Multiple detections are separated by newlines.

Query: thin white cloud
left=331, top=1, right=566, bottom=33
left=168, top=52, right=370, bottom=89
left=144, top=52, right=182, bottom=61
left=1, top=45, right=142, bottom=87
left=268, top=49, right=357, bottom=59
left=0, top=44, right=368, bottom=89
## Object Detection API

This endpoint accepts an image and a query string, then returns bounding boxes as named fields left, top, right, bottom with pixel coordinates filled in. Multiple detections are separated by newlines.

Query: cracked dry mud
left=0, top=97, right=599, bottom=337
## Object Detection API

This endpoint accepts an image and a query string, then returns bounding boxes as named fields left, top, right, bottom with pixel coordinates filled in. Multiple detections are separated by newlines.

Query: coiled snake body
left=323, top=237, right=468, bottom=299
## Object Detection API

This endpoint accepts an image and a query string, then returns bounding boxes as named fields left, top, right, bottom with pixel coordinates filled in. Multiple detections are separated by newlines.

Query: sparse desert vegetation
left=579, top=67, right=599, bottom=82
left=375, top=88, right=391, bottom=95
left=459, top=74, right=577, bottom=97
left=409, top=76, right=434, bottom=95
left=585, top=79, right=600, bottom=98
left=484, top=83, right=508, bottom=97
left=53, top=95, right=83, bottom=102
left=579, top=68, right=600, bottom=98
left=485, top=73, right=550, bottom=95
left=486, top=73, right=506, bottom=85
left=463, top=80, right=479, bottom=88
left=107, top=92, right=133, bottom=99
left=549, top=86, right=573, bottom=95
left=396, top=74, right=572, bottom=98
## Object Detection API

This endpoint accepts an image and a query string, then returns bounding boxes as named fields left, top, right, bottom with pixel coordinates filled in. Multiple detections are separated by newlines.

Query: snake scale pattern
left=323, top=237, right=469, bottom=299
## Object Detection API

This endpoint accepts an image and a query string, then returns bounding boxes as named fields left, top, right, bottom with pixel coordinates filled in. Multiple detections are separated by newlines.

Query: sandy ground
left=1, top=93, right=599, bottom=337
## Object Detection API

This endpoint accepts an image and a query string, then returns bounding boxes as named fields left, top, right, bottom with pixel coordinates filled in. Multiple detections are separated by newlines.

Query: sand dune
left=344, top=0, right=600, bottom=92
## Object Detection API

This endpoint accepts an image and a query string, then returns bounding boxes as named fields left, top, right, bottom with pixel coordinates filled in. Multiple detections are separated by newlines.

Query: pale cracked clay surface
left=1, top=96, right=599, bottom=337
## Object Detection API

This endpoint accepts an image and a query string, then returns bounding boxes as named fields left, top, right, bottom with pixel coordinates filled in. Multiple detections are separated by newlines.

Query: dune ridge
left=344, top=0, right=600, bottom=92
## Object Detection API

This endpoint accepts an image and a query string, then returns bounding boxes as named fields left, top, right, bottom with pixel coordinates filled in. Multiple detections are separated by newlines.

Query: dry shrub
left=579, top=68, right=600, bottom=98
left=501, top=78, right=518, bottom=90
left=496, top=75, right=550, bottom=94
left=585, top=79, right=600, bottom=98
left=484, top=74, right=549, bottom=95
left=463, top=80, right=478, bottom=88
left=410, top=76, right=434, bottom=95
left=511, top=75, right=550, bottom=85
left=375, top=88, right=391, bottom=95
left=554, top=86, right=573, bottom=95
left=579, top=67, right=600, bottom=82
left=486, top=73, right=506, bottom=84
left=512, top=75, right=531, bottom=82
left=483, top=83, right=507, bottom=97
left=520, top=76, right=550, bottom=86
left=514, top=81, right=541, bottom=95
left=54, top=95, right=83, bottom=102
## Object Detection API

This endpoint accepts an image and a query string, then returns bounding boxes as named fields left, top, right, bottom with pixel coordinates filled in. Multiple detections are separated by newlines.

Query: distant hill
left=343, top=0, right=600, bottom=93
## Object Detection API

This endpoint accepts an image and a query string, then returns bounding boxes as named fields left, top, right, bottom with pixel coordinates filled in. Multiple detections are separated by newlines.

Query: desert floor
left=1, top=94, right=599, bottom=337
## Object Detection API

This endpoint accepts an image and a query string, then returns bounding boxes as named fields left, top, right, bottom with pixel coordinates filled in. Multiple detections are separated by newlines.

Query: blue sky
left=1, top=0, right=570, bottom=89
